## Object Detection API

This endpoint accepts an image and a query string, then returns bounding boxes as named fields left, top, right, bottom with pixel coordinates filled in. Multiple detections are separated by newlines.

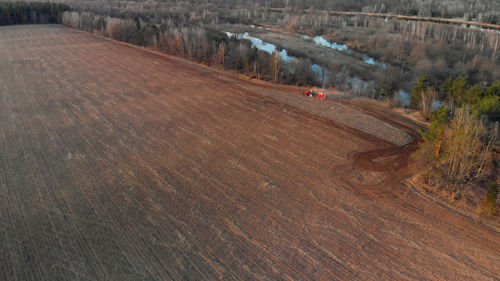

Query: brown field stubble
left=0, top=25, right=498, bottom=280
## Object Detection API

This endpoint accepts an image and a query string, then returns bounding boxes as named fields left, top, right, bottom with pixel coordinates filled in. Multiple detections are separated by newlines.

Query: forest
left=0, top=1, right=69, bottom=25
left=266, top=0, right=500, bottom=24
left=43, top=0, right=500, bottom=24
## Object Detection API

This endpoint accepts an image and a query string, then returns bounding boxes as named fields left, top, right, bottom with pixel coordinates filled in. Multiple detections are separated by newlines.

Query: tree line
left=58, top=0, right=499, bottom=24
left=0, top=2, right=70, bottom=26
left=262, top=0, right=499, bottom=24
left=62, top=11, right=325, bottom=87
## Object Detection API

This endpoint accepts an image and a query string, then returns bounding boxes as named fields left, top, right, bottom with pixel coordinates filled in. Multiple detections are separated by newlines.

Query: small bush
left=485, top=184, right=499, bottom=215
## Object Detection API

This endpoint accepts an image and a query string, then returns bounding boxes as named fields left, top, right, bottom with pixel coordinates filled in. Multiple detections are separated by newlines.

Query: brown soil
left=0, top=24, right=499, bottom=281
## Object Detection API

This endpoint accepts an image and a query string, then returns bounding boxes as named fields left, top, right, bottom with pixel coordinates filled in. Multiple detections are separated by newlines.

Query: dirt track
left=265, top=8, right=500, bottom=31
left=0, top=25, right=499, bottom=280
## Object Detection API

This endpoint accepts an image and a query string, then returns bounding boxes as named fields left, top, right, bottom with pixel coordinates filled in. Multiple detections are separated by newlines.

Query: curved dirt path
left=342, top=99, right=423, bottom=174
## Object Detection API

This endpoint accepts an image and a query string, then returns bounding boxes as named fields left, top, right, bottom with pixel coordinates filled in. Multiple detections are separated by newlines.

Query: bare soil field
left=0, top=25, right=499, bottom=280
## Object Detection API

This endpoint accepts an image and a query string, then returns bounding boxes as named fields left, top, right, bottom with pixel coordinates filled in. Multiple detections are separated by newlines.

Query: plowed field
left=0, top=25, right=498, bottom=280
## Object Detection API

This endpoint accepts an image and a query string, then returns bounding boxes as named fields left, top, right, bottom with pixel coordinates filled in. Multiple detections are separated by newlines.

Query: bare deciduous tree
left=421, top=88, right=437, bottom=120
left=271, top=51, right=280, bottom=83
left=444, top=107, right=497, bottom=189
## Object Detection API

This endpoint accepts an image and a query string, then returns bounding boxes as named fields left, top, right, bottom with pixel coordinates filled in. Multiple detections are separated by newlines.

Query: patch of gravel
left=257, top=89, right=412, bottom=146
